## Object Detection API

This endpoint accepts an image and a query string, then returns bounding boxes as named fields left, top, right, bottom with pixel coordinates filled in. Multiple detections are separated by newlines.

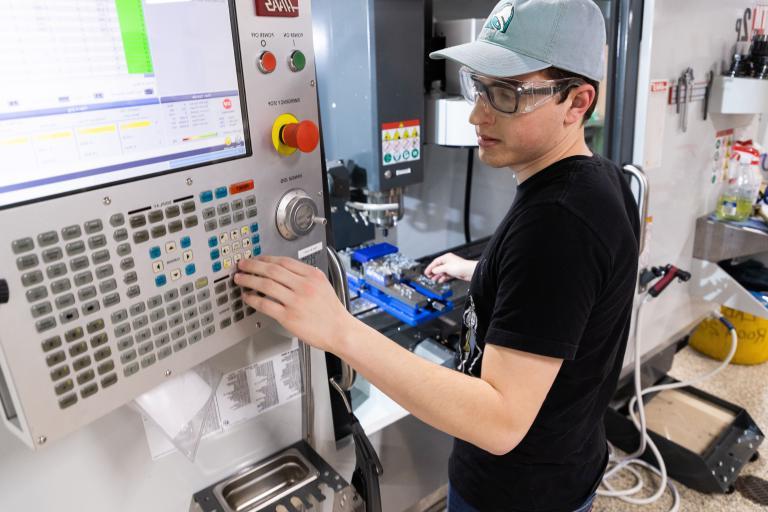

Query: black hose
left=464, top=148, right=475, bottom=244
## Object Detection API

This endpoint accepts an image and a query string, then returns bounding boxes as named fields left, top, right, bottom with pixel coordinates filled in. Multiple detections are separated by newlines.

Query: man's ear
left=564, top=85, right=595, bottom=125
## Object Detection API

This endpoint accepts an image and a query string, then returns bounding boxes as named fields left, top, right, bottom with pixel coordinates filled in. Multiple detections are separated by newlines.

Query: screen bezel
left=0, top=0, right=252, bottom=212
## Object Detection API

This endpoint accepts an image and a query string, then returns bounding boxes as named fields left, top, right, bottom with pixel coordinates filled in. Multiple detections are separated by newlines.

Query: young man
left=235, top=0, right=640, bottom=510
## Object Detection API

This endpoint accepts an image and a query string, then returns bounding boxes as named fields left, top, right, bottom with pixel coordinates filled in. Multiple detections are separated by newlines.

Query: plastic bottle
left=716, top=153, right=756, bottom=221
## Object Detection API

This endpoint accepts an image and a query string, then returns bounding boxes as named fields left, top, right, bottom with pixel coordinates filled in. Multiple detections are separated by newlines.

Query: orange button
left=230, top=180, right=255, bottom=195
left=258, top=51, right=277, bottom=74
left=280, top=120, right=319, bottom=153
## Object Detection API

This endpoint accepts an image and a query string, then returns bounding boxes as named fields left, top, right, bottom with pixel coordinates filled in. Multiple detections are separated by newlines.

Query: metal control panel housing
left=0, top=0, right=326, bottom=448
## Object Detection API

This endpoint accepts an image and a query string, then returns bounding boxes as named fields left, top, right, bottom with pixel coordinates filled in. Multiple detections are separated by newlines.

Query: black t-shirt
left=450, top=155, right=640, bottom=512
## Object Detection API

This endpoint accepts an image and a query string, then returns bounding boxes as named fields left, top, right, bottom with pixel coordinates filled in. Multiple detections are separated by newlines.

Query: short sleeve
left=486, top=204, right=608, bottom=360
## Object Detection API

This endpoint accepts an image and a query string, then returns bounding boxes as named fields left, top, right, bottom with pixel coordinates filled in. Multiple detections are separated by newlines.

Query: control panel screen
left=0, top=0, right=250, bottom=208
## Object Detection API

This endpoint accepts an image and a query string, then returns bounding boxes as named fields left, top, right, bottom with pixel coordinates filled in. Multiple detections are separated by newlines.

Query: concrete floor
left=594, top=347, right=768, bottom=512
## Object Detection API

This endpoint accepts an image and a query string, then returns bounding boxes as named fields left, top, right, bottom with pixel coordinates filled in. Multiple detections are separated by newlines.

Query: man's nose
left=469, top=94, right=495, bottom=126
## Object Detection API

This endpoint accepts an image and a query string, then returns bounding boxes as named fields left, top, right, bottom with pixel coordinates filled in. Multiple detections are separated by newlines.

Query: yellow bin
left=690, top=306, right=768, bottom=365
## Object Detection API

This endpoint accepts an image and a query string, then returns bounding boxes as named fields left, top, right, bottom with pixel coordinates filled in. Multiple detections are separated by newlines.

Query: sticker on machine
left=382, top=119, right=421, bottom=166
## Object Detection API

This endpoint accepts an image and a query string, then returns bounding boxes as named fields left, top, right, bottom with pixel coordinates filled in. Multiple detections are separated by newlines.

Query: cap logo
left=487, top=4, right=515, bottom=34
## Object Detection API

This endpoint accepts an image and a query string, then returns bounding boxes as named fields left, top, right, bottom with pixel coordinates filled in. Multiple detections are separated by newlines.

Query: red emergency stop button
left=280, top=120, right=319, bottom=153
left=258, top=51, right=277, bottom=74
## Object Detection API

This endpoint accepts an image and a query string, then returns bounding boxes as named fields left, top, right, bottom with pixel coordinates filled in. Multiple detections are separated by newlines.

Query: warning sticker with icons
left=382, top=120, right=421, bottom=166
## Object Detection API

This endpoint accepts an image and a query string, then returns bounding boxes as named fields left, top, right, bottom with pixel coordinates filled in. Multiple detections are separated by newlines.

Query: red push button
left=280, top=120, right=319, bottom=153
left=230, top=180, right=254, bottom=195
left=258, top=51, right=277, bottom=74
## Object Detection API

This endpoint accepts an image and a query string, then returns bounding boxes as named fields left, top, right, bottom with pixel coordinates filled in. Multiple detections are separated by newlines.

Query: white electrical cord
left=599, top=294, right=739, bottom=512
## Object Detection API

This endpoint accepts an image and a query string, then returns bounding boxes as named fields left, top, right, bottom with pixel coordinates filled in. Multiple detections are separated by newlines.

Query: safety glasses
left=459, top=66, right=584, bottom=116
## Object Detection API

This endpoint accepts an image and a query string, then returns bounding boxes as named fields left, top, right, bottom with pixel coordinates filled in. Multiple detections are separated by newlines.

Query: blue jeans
left=447, top=485, right=596, bottom=512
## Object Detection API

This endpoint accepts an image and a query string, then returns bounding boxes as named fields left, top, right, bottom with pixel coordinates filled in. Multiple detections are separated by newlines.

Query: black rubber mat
left=736, top=475, right=768, bottom=506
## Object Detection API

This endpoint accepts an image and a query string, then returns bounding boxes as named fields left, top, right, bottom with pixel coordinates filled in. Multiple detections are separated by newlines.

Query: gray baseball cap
left=430, top=0, right=606, bottom=81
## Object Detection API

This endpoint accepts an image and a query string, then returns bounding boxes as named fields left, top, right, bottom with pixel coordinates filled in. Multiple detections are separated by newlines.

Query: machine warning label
left=382, top=119, right=421, bottom=166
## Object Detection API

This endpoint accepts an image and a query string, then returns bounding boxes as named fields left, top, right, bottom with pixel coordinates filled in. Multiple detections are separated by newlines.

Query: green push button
left=289, top=50, right=306, bottom=72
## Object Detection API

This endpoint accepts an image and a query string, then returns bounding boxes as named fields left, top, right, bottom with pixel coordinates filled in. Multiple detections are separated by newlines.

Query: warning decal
left=382, top=119, right=421, bottom=166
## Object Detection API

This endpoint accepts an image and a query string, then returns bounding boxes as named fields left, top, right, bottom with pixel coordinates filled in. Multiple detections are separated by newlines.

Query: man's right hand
left=424, top=253, right=478, bottom=283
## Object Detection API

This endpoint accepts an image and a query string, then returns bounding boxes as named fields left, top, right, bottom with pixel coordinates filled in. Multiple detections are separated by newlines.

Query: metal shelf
left=693, top=216, right=768, bottom=262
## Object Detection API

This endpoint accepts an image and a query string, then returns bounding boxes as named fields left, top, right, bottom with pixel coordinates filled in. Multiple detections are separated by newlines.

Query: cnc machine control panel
left=0, top=0, right=326, bottom=448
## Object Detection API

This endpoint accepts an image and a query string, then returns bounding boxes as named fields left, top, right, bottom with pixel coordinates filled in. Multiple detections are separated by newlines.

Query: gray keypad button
left=187, top=319, right=201, bottom=332
left=58, top=393, right=78, bottom=409
left=216, top=295, right=228, bottom=307
left=123, top=362, right=140, bottom=377
left=129, top=215, right=147, bottom=229
left=101, top=373, right=118, bottom=388
left=111, top=309, right=128, bottom=324
left=99, top=279, right=117, bottom=294
left=42, top=247, right=64, bottom=263
left=21, top=270, right=44, bottom=287
left=95, top=264, right=114, bottom=280
left=165, top=205, right=181, bottom=218
left=197, top=289, right=211, bottom=302
left=219, top=317, right=232, bottom=329
left=141, top=353, right=157, bottom=368
left=132, top=315, right=149, bottom=330
left=171, top=326, right=186, bottom=340
left=27, top=286, right=48, bottom=303
left=55, top=379, right=74, bottom=396
left=169, top=314, right=183, bottom=328
left=78, top=285, right=97, bottom=301
left=113, top=228, right=128, bottom=242
left=12, top=237, right=35, bottom=254
left=38, top=231, right=60, bottom=247
left=110, top=214, right=125, bottom=227
left=64, top=327, right=84, bottom=343
left=214, top=282, right=227, bottom=295
left=202, top=207, right=216, bottom=220
left=76, top=368, right=95, bottom=385
left=55, top=293, right=76, bottom=310
left=88, top=234, right=107, bottom=250
left=173, top=339, right=188, bottom=352
left=168, top=220, right=183, bottom=233
left=120, top=350, right=137, bottom=364
left=116, top=243, right=131, bottom=257
left=157, top=346, right=173, bottom=360
left=60, top=308, right=79, bottom=324
left=97, top=360, right=115, bottom=375
left=94, top=346, right=111, bottom=362
left=51, top=365, right=71, bottom=381
left=114, top=323, right=131, bottom=338
left=123, top=271, right=138, bottom=285
left=82, top=300, right=100, bottom=316
left=184, top=216, right=199, bottom=228
left=181, top=201, right=196, bottom=214
left=42, top=336, right=62, bottom=352
left=17, top=254, right=39, bottom=271
left=150, top=225, right=167, bottom=239
left=232, top=199, right=244, bottom=211
left=81, top=383, right=98, bottom=398
left=167, top=302, right=182, bottom=317
left=202, top=312, right=214, bottom=325
left=152, top=321, right=168, bottom=336
left=86, top=318, right=105, bottom=333
left=120, top=257, right=135, bottom=271
left=217, top=203, right=231, bottom=215
left=234, top=211, right=245, bottom=223
left=135, top=328, right=151, bottom=343
left=244, top=195, right=257, bottom=208
left=204, top=219, right=218, bottom=232
left=31, top=301, right=53, bottom=318
left=69, top=342, right=88, bottom=359
left=65, top=240, right=86, bottom=256
left=184, top=308, right=199, bottom=322
left=203, top=325, right=216, bottom=338
left=62, top=225, right=82, bottom=240
left=84, top=220, right=103, bottom=234
left=155, top=333, right=171, bottom=348
left=148, top=210, right=164, bottom=223
left=90, top=333, right=108, bottom=348
left=247, top=208, right=258, bottom=219
left=92, top=249, right=110, bottom=265
left=70, top=256, right=90, bottom=272
left=189, top=331, right=203, bottom=344
left=46, top=263, right=67, bottom=280
left=138, top=341, right=153, bottom=355
left=148, top=295, right=163, bottom=309
left=51, top=278, right=72, bottom=294
left=117, top=336, right=134, bottom=351
left=219, top=215, right=232, bottom=227
left=180, top=283, right=194, bottom=296
left=232, top=299, right=243, bottom=311
left=102, top=293, right=121, bottom=308
left=73, top=271, right=93, bottom=287
left=231, top=288, right=242, bottom=299
left=233, top=310, right=245, bottom=323
left=245, top=306, right=256, bottom=316
left=199, top=301, right=213, bottom=314
left=150, top=308, right=165, bottom=322
left=133, top=230, right=149, bottom=244
left=182, top=295, right=196, bottom=309
left=129, top=302, right=146, bottom=316
left=164, top=289, right=180, bottom=302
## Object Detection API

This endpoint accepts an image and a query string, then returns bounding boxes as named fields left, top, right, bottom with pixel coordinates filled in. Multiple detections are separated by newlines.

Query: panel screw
left=186, top=178, right=193, bottom=186
left=103, top=197, right=112, bottom=206
left=310, top=80, right=316, bottom=87
left=384, top=170, right=393, bottom=179
left=37, top=436, right=47, bottom=445
left=165, top=370, right=172, bottom=377
left=256, top=321, right=262, bottom=328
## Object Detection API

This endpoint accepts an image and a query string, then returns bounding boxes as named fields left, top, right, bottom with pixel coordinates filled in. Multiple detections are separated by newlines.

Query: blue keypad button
left=208, top=236, right=219, bottom=248
left=252, top=246, right=262, bottom=257
left=185, top=264, right=196, bottom=276
left=155, top=275, right=167, bottom=287
left=251, top=234, right=261, bottom=245
left=200, top=190, right=214, bottom=203
left=180, top=236, right=191, bottom=249
left=210, top=249, right=220, bottom=260
left=149, top=246, right=161, bottom=260
left=250, top=223, right=260, bottom=233
left=214, top=187, right=228, bottom=199
left=212, top=261, right=222, bottom=273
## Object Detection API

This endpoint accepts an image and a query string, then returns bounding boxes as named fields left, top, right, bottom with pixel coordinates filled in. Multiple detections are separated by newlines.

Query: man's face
left=468, top=70, right=574, bottom=169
